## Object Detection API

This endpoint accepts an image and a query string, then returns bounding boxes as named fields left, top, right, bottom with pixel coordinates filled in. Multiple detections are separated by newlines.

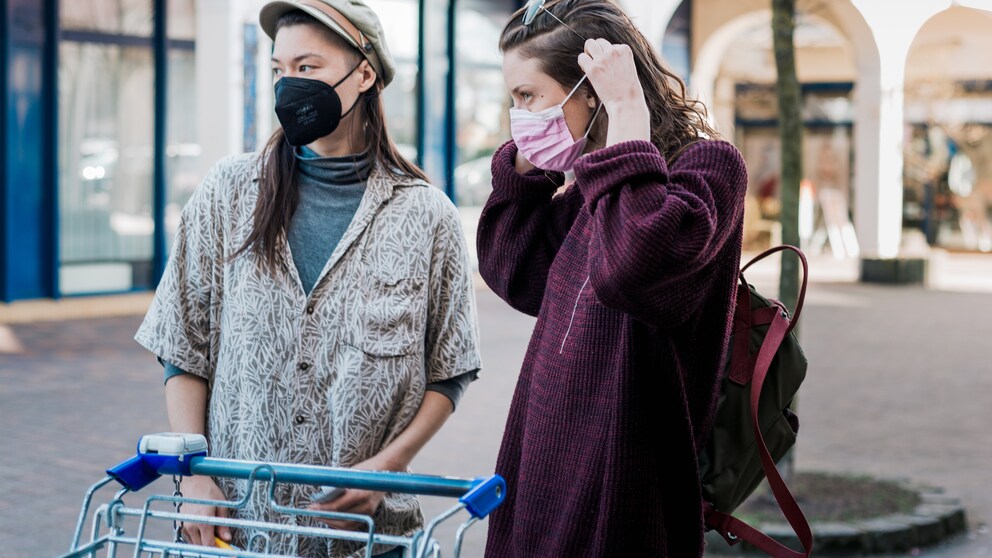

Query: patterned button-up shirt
left=135, top=152, right=482, bottom=557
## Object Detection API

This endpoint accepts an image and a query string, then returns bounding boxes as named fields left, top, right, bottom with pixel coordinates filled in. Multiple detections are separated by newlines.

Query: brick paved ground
left=2, top=254, right=991, bottom=557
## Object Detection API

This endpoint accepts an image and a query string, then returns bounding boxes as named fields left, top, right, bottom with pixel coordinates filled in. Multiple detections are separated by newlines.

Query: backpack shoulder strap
left=706, top=506, right=808, bottom=558
left=740, top=245, right=809, bottom=335
left=707, top=245, right=812, bottom=557
left=705, top=307, right=813, bottom=558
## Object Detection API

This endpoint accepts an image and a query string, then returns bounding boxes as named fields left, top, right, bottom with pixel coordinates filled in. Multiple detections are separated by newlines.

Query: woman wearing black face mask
left=134, top=2, right=482, bottom=557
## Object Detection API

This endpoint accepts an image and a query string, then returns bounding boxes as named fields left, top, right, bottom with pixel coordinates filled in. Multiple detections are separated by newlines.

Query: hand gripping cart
left=59, top=433, right=506, bottom=558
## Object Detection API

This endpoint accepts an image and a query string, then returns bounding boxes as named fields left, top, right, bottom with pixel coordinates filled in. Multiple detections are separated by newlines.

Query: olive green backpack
left=699, top=245, right=814, bottom=558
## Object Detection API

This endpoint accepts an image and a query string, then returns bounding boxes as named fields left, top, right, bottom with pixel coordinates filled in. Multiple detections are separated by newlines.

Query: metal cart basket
left=60, top=433, right=505, bottom=558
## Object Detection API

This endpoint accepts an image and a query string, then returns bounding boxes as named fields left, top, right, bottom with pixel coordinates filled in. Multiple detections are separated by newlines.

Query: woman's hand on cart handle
left=309, top=486, right=387, bottom=530
left=310, top=391, right=453, bottom=529
left=180, top=476, right=232, bottom=546
left=308, top=455, right=392, bottom=530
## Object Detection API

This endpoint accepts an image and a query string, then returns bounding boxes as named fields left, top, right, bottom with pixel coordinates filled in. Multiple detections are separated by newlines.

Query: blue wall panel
left=3, top=0, right=51, bottom=301
left=0, top=0, right=7, bottom=299
left=418, top=0, right=453, bottom=196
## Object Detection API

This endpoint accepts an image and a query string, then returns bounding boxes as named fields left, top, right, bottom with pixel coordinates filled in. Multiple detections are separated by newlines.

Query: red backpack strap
left=729, top=282, right=754, bottom=384
left=740, top=245, right=809, bottom=336
left=706, top=506, right=810, bottom=558
left=706, top=309, right=813, bottom=558
left=707, top=245, right=813, bottom=557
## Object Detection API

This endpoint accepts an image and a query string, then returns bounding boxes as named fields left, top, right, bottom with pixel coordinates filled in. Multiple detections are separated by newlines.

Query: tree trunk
left=772, top=0, right=803, bottom=480
left=772, top=0, right=803, bottom=314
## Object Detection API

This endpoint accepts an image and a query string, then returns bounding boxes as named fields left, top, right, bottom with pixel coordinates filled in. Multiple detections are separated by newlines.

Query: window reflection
left=60, top=0, right=154, bottom=36
left=166, top=48, right=200, bottom=249
left=735, top=84, right=857, bottom=254
left=365, top=0, right=419, bottom=160
left=58, top=42, right=154, bottom=293
left=452, top=0, right=515, bottom=270
left=168, top=0, right=196, bottom=40
left=454, top=1, right=515, bottom=209
left=57, top=1, right=197, bottom=293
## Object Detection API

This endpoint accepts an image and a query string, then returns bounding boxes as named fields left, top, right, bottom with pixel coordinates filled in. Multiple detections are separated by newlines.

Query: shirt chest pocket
left=357, top=267, right=427, bottom=357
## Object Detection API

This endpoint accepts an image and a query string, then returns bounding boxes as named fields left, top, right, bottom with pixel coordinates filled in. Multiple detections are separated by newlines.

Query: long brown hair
left=236, top=9, right=428, bottom=270
left=499, top=0, right=718, bottom=160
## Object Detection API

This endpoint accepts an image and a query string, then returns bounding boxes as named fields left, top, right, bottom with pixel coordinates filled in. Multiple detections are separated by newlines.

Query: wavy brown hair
left=500, top=0, right=718, bottom=160
left=235, top=9, right=428, bottom=270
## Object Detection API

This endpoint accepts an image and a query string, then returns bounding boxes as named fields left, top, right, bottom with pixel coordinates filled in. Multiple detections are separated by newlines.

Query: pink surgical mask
left=510, top=76, right=603, bottom=172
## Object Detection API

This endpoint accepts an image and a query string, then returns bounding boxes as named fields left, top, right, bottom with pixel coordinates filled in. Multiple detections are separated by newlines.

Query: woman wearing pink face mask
left=476, top=0, right=748, bottom=556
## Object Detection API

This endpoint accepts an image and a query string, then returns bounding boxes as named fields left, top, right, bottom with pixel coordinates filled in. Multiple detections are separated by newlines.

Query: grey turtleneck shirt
left=287, top=145, right=369, bottom=294
left=163, top=147, right=476, bottom=409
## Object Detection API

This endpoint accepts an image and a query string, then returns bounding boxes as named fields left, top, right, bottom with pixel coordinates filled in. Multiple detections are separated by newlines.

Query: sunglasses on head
left=522, top=0, right=587, bottom=41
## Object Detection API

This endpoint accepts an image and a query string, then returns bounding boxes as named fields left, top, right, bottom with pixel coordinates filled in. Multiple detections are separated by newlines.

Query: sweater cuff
left=159, top=357, right=192, bottom=385
left=574, top=140, right=668, bottom=204
left=490, top=140, right=565, bottom=199
left=426, top=369, right=479, bottom=411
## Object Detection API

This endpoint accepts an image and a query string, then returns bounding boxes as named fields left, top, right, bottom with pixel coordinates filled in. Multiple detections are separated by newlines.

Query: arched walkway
left=686, top=2, right=871, bottom=256
left=905, top=6, right=992, bottom=251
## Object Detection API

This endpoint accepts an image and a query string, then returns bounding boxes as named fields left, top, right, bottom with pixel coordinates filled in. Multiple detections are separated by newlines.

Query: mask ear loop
left=561, top=75, right=588, bottom=103
left=336, top=58, right=370, bottom=119
left=561, top=76, right=602, bottom=139
left=581, top=101, right=604, bottom=139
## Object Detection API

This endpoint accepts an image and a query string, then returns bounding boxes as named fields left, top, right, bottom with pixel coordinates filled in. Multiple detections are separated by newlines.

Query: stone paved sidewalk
left=2, top=253, right=991, bottom=557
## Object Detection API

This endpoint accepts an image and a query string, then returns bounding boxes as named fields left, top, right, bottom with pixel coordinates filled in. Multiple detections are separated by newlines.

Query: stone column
left=849, top=0, right=944, bottom=282
left=195, top=0, right=248, bottom=172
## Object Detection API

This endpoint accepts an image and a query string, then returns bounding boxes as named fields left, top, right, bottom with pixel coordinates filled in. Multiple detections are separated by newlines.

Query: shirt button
left=306, top=304, right=315, bottom=315
left=299, top=362, right=310, bottom=371
left=295, top=415, right=306, bottom=425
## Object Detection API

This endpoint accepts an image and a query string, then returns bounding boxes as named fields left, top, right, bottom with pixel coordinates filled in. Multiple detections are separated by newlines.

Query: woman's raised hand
left=577, top=38, right=650, bottom=147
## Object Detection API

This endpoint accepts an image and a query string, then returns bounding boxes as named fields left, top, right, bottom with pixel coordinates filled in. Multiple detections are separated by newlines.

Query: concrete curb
left=705, top=484, right=968, bottom=555
left=0, top=292, right=153, bottom=323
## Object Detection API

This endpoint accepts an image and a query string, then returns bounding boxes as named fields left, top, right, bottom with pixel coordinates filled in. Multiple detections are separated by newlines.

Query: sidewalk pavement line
left=0, top=293, right=154, bottom=324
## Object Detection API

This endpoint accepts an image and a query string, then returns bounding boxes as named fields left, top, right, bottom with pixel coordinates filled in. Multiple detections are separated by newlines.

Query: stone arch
left=689, top=3, right=872, bottom=253
left=689, top=9, right=771, bottom=115
left=688, top=0, right=896, bottom=255
left=904, top=5, right=992, bottom=251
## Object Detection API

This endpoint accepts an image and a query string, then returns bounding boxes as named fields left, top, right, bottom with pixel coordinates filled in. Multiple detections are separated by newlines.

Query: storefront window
left=168, top=0, right=196, bottom=41
left=366, top=0, right=419, bottom=160
left=454, top=0, right=515, bottom=209
left=58, top=42, right=155, bottom=294
left=735, top=83, right=856, bottom=255
left=166, top=48, right=199, bottom=249
left=60, top=0, right=153, bottom=36
left=905, top=85, right=992, bottom=252
left=58, top=1, right=195, bottom=294
left=662, top=0, right=691, bottom=82
left=166, top=0, right=198, bottom=250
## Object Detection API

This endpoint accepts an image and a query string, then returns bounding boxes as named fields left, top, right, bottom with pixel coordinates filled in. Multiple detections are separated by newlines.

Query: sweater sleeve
left=476, top=140, right=583, bottom=316
left=574, top=140, right=746, bottom=328
left=425, top=368, right=479, bottom=410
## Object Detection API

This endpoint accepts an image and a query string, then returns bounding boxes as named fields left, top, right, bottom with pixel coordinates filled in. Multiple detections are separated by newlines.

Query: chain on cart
left=59, top=433, right=505, bottom=558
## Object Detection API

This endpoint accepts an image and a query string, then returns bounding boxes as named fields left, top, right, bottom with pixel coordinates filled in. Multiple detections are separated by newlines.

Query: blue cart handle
left=106, top=433, right=506, bottom=518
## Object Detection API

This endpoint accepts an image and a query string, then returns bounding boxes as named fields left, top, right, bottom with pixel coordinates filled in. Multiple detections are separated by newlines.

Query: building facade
left=2, top=0, right=991, bottom=301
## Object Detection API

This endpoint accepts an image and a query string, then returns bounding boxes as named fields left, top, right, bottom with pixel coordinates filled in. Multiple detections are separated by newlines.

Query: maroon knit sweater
left=478, top=139, right=747, bottom=557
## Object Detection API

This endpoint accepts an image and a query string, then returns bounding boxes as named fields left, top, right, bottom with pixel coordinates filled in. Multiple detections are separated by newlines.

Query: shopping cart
left=60, top=433, right=505, bottom=558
